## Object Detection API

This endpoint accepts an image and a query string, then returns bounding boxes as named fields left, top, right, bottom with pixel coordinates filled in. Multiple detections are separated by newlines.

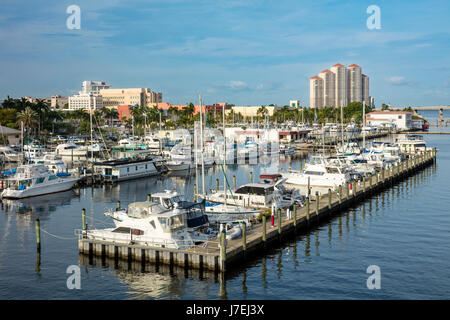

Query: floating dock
left=78, top=148, right=437, bottom=273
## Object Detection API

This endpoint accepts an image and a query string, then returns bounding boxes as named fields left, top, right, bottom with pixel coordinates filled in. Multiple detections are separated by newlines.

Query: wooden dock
left=78, top=148, right=437, bottom=273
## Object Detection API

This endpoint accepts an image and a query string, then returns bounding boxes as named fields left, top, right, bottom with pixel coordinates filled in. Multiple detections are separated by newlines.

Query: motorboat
left=395, top=134, right=428, bottom=154
left=29, top=153, right=67, bottom=173
left=170, top=143, right=192, bottom=163
left=94, top=157, right=160, bottom=182
left=24, top=143, right=46, bottom=160
left=165, top=160, right=192, bottom=171
left=144, top=135, right=161, bottom=150
left=0, top=146, right=22, bottom=162
left=1, top=164, right=79, bottom=199
left=55, top=143, right=89, bottom=157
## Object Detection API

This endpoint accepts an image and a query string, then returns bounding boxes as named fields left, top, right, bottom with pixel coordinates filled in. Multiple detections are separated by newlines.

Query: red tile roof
left=310, top=76, right=321, bottom=80
left=320, top=69, right=332, bottom=73
left=348, top=64, right=360, bottom=68
left=332, top=63, right=344, bottom=67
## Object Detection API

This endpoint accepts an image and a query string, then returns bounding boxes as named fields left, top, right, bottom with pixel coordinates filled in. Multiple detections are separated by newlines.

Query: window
left=135, top=166, right=138, bottom=171
left=35, top=177, right=45, bottom=184
left=49, top=175, right=58, bottom=181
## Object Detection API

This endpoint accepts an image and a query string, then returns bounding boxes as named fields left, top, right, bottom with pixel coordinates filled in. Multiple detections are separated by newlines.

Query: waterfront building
left=366, top=111, right=412, bottom=130
left=100, top=88, right=162, bottom=109
left=347, top=64, right=362, bottom=104
left=309, top=76, right=323, bottom=108
left=68, top=93, right=103, bottom=111
left=81, top=81, right=110, bottom=95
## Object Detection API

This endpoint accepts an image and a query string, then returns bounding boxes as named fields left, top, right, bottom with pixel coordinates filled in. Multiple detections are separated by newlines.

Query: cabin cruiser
left=395, top=134, right=428, bottom=154
left=98, top=201, right=199, bottom=249
left=170, top=143, right=192, bottom=163
left=149, top=190, right=210, bottom=232
left=345, top=123, right=357, bottom=132
left=115, top=138, right=148, bottom=150
left=143, top=135, right=161, bottom=150
left=337, top=142, right=361, bottom=156
left=1, top=164, right=79, bottom=199
left=237, top=140, right=258, bottom=160
left=29, top=153, right=67, bottom=173
left=55, top=143, right=89, bottom=157
left=0, top=146, right=22, bottom=162
left=282, top=155, right=351, bottom=193
left=24, top=143, right=46, bottom=160
left=279, top=143, right=295, bottom=155
left=165, top=160, right=192, bottom=171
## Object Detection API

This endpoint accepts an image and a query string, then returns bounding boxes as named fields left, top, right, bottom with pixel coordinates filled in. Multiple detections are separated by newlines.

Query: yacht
left=143, top=135, right=161, bottom=150
left=1, top=164, right=79, bottom=199
left=165, top=160, right=192, bottom=171
left=279, top=143, right=294, bottom=155
left=55, top=143, right=89, bottom=157
left=0, top=146, right=22, bottom=162
left=170, top=143, right=192, bottom=163
left=395, top=134, right=428, bottom=154
left=30, top=153, right=67, bottom=173
left=282, top=155, right=351, bottom=193
left=149, top=190, right=210, bottom=232
left=237, top=140, right=258, bottom=160
left=24, top=143, right=46, bottom=160
left=97, top=201, right=198, bottom=249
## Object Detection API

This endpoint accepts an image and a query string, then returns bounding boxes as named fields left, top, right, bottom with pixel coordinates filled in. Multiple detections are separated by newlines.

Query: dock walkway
left=78, top=148, right=437, bottom=273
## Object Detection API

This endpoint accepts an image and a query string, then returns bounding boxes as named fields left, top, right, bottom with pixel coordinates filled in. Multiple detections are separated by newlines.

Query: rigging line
left=40, top=227, right=77, bottom=240
left=92, top=113, right=111, bottom=160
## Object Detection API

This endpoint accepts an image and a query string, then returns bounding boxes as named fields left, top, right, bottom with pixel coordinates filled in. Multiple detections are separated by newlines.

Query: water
left=0, top=132, right=449, bottom=299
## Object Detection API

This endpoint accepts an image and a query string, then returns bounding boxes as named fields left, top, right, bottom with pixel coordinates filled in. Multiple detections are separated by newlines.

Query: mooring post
left=315, top=192, right=319, bottom=216
left=216, top=178, right=219, bottom=192
left=369, top=174, right=373, bottom=188
left=345, top=182, right=349, bottom=200
left=233, top=175, right=236, bottom=189
left=250, top=171, right=253, bottom=183
left=194, top=183, right=197, bottom=202
left=116, top=200, right=121, bottom=211
left=277, top=209, right=282, bottom=236
left=262, top=214, right=267, bottom=244
left=382, top=168, right=385, bottom=181
left=338, top=185, right=342, bottom=205
left=242, top=222, right=247, bottom=253
left=354, top=181, right=358, bottom=196
left=306, top=197, right=310, bottom=222
left=376, top=172, right=379, bottom=185
left=82, top=208, right=86, bottom=238
left=147, top=194, right=151, bottom=202
left=328, top=188, right=332, bottom=210
left=220, top=229, right=226, bottom=272
left=35, top=219, right=41, bottom=253
left=293, top=204, right=297, bottom=228
left=363, top=176, right=366, bottom=193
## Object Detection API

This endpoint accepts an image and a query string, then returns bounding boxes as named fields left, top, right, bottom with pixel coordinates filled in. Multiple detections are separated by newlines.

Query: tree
left=17, top=107, right=38, bottom=138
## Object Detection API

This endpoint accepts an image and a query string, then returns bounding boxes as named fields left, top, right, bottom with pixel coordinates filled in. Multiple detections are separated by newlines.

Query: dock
left=78, top=148, right=437, bottom=273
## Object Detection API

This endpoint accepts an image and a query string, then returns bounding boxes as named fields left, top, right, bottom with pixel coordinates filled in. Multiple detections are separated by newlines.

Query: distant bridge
left=392, top=106, right=450, bottom=111
left=391, top=106, right=450, bottom=126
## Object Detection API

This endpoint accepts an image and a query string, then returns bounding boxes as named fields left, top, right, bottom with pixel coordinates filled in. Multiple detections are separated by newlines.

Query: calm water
left=0, top=132, right=449, bottom=300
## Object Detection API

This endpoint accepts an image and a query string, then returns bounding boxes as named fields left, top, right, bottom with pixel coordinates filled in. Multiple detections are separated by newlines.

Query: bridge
left=392, top=106, right=450, bottom=126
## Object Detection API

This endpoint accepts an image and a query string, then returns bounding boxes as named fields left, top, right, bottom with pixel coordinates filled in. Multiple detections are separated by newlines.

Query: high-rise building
left=318, top=69, right=335, bottom=107
left=309, top=76, right=323, bottom=109
left=330, top=63, right=347, bottom=107
left=310, top=63, right=369, bottom=108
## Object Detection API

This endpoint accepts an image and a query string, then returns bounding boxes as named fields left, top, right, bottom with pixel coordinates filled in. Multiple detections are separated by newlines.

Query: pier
left=78, top=148, right=437, bottom=273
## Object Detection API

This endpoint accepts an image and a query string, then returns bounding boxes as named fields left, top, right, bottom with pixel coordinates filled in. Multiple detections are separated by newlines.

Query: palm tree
left=17, top=107, right=38, bottom=139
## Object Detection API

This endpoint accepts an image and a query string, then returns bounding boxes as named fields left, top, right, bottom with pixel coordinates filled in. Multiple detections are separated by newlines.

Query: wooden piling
left=233, top=175, right=236, bottom=189
left=117, top=201, right=121, bottom=211
left=262, top=214, right=267, bottom=243
left=194, top=183, right=197, bottom=202
left=277, top=209, right=281, bottom=235
left=315, top=192, right=319, bottom=217
left=250, top=171, right=253, bottom=183
left=305, top=197, right=310, bottom=222
left=220, top=230, right=226, bottom=271
left=242, top=222, right=247, bottom=252
left=147, top=194, right=151, bottom=201
left=328, top=189, right=332, bottom=209
left=293, top=204, right=297, bottom=227
left=35, top=219, right=41, bottom=253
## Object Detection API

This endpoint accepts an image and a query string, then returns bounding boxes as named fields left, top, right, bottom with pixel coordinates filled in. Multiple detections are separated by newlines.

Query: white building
left=362, top=74, right=370, bottom=105
left=81, top=81, right=110, bottom=95
left=347, top=64, right=362, bottom=103
left=319, top=69, right=335, bottom=107
left=289, top=100, right=300, bottom=108
left=309, top=76, right=323, bottom=108
left=68, top=93, right=103, bottom=111
left=366, top=111, right=412, bottom=130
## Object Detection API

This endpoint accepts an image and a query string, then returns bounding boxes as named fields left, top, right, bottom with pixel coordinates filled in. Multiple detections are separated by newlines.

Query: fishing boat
left=0, top=164, right=79, bottom=199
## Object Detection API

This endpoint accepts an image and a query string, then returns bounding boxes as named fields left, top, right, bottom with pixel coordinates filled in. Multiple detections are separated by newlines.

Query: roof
left=320, top=69, right=332, bottom=73
left=347, top=64, right=360, bottom=68
left=367, top=111, right=411, bottom=115
left=310, top=76, right=321, bottom=80
left=332, top=63, right=344, bottom=67
left=0, top=125, right=20, bottom=135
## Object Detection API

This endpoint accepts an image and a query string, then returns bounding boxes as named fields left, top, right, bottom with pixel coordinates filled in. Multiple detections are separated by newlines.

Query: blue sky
left=0, top=0, right=449, bottom=107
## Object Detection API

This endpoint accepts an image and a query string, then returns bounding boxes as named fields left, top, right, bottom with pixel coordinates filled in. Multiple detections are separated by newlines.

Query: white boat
left=143, top=135, right=161, bottom=150
left=94, top=157, right=160, bottom=182
left=0, top=146, right=22, bottom=162
left=395, top=134, right=428, bottom=154
left=149, top=190, right=210, bottom=233
left=170, top=143, right=192, bottom=163
left=95, top=201, right=197, bottom=249
left=30, top=153, right=67, bottom=173
left=282, top=155, right=351, bottom=193
left=165, top=161, right=192, bottom=171
left=1, top=164, right=79, bottom=199
left=237, top=140, right=258, bottom=160
left=279, top=143, right=294, bottom=154
left=55, top=143, right=88, bottom=157
left=24, top=143, right=46, bottom=160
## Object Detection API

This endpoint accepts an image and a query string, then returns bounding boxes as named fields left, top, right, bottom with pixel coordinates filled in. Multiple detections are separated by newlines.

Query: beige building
left=310, top=63, right=369, bottom=108
left=230, top=105, right=291, bottom=117
left=347, top=64, right=362, bottom=103
left=51, top=95, right=68, bottom=109
left=100, top=88, right=162, bottom=109
left=330, top=63, right=347, bottom=107
left=309, top=76, right=323, bottom=108
left=319, top=69, right=335, bottom=107
left=68, top=93, right=103, bottom=111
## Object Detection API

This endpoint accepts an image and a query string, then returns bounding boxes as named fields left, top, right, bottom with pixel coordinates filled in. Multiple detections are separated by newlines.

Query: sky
left=0, top=0, right=449, bottom=107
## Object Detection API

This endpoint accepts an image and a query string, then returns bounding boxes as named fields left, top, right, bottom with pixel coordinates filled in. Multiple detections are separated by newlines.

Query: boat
left=279, top=143, right=294, bottom=154
left=170, top=143, right=192, bottom=163
left=165, top=160, right=192, bottom=171
left=395, top=134, right=428, bottom=154
left=282, top=155, right=351, bottom=194
left=148, top=190, right=210, bottom=232
left=24, top=143, right=46, bottom=160
left=29, top=153, right=68, bottom=173
left=96, top=201, right=199, bottom=249
left=0, top=146, right=23, bottom=162
left=94, top=157, right=160, bottom=182
left=0, top=164, right=79, bottom=199
left=237, top=140, right=258, bottom=160
left=55, top=143, right=89, bottom=157
left=143, top=135, right=161, bottom=150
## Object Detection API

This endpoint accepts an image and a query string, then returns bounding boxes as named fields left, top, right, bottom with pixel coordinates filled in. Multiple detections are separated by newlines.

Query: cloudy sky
left=0, top=0, right=449, bottom=107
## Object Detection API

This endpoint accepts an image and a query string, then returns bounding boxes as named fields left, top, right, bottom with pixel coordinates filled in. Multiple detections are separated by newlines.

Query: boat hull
left=1, top=178, right=79, bottom=199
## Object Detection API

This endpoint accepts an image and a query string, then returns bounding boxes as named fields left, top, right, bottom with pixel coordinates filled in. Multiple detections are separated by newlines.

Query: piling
left=242, top=222, right=247, bottom=253
left=194, top=184, right=197, bottom=202
left=216, top=179, right=219, bottom=192
left=293, top=205, right=297, bottom=228
left=116, top=201, right=121, bottom=211
left=305, top=197, right=310, bottom=222
left=315, top=192, right=319, bottom=217
left=328, top=189, right=332, bottom=209
left=363, top=177, right=366, bottom=193
left=250, top=171, right=253, bottom=184
left=147, top=194, right=151, bottom=201
left=277, top=209, right=281, bottom=236
left=220, top=230, right=226, bottom=272
left=338, top=185, right=342, bottom=204
left=233, top=175, right=236, bottom=189
left=262, top=214, right=267, bottom=244
left=82, top=208, right=86, bottom=237
left=35, top=219, right=41, bottom=253
left=345, top=182, right=349, bottom=200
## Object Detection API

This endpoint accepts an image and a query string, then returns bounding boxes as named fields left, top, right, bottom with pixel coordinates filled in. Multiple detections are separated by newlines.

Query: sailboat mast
left=223, top=104, right=227, bottom=206
left=199, top=94, right=206, bottom=197
left=362, top=100, right=366, bottom=148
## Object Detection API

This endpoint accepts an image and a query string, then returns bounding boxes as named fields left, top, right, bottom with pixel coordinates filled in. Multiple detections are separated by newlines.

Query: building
left=310, top=63, right=370, bottom=108
left=319, top=69, right=335, bottom=107
left=117, top=105, right=132, bottom=122
left=0, top=125, right=20, bottom=145
left=68, top=93, right=103, bottom=111
left=347, top=64, right=362, bottom=104
left=230, top=105, right=292, bottom=118
left=24, top=96, right=51, bottom=105
left=100, top=88, right=162, bottom=109
left=51, top=95, right=68, bottom=109
left=366, top=111, right=412, bottom=130
left=330, top=63, right=347, bottom=107
left=309, top=76, right=323, bottom=108
left=289, top=100, right=300, bottom=108
left=81, top=81, right=110, bottom=95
